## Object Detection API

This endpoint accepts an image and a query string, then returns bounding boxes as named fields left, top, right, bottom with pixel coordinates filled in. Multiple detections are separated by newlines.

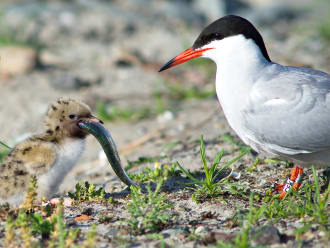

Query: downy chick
left=0, top=98, right=103, bottom=206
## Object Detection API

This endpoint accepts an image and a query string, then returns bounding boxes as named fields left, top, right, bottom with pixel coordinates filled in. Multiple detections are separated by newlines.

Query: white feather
left=37, top=138, right=85, bottom=197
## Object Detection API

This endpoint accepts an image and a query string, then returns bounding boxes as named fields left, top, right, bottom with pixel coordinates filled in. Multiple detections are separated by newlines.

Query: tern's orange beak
left=159, top=47, right=213, bottom=72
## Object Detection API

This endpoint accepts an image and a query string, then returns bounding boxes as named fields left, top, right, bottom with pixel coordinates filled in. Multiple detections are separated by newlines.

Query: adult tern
left=159, top=15, right=330, bottom=198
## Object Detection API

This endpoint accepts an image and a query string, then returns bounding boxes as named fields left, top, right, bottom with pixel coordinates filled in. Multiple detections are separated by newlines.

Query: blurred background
left=0, top=0, right=329, bottom=192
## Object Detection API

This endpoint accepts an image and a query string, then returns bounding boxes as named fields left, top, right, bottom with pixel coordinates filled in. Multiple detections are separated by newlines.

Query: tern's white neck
left=201, top=34, right=272, bottom=105
left=201, top=34, right=270, bottom=83
left=200, top=35, right=272, bottom=143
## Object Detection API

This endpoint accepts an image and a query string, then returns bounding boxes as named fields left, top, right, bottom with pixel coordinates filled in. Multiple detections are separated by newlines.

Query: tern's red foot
left=275, top=183, right=284, bottom=192
left=276, top=165, right=304, bottom=199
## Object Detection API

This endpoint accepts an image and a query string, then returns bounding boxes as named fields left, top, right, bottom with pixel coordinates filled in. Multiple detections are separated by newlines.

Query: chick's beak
left=78, top=116, right=104, bottom=127
left=89, top=115, right=104, bottom=124
left=158, top=47, right=213, bottom=72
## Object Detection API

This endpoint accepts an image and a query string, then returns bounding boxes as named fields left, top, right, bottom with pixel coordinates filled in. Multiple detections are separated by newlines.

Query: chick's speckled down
left=0, top=98, right=94, bottom=206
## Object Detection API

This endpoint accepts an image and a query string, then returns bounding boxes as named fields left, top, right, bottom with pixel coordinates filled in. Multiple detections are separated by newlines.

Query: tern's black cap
left=192, top=15, right=271, bottom=62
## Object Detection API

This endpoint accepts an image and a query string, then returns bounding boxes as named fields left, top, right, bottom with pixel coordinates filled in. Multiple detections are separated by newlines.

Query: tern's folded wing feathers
left=244, top=65, right=330, bottom=154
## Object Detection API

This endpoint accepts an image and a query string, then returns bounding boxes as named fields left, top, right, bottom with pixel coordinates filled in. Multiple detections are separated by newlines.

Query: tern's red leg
left=275, top=165, right=304, bottom=199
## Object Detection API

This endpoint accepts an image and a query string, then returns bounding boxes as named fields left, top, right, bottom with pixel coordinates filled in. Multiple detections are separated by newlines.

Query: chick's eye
left=69, top=114, right=76, bottom=119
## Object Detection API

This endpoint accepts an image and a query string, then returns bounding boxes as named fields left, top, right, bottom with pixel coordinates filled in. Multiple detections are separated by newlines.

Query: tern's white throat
left=201, top=34, right=271, bottom=82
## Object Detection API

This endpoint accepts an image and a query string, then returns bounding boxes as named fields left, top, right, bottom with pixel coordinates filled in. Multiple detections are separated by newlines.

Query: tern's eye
left=214, top=33, right=221, bottom=39
left=69, top=114, right=76, bottom=119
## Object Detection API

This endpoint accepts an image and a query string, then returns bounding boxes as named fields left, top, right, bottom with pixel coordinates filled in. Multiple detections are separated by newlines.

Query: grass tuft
left=217, top=166, right=330, bottom=247
left=68, top=181, right=105, bottom=203
left=4, top=201, right=82, bottom=248
left=128, top=162, right=180, bottom=183
left=4, top=216, right=16, bottom=248
left=124, top=181, right=173, bottom=234
left=176, top=135, right=247, bottom=202
left=21, top=176, right=38, bottom=211
left=81, top=224, right=98, bottom=248
left=49, top=200, right=80, bottom=248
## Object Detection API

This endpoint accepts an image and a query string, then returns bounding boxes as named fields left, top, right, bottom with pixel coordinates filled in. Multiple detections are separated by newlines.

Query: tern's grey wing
left=244, top=65, right=330, bottom=155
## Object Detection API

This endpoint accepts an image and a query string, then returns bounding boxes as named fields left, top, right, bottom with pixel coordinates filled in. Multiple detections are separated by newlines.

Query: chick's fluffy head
left=45, top=98, right=92, bottom=134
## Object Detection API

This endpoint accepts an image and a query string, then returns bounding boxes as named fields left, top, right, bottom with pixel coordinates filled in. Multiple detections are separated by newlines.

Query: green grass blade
left=213, top=150, right=247, bottom=181
left=296, top=223, right=312, bottom=240
left=210, top=149, right=224, bottom=180
left=312, top=166, right=320, bottom=201
left=175, top=161, right=201, bottom=185
left=220, top=134, right=237, bottom=146
left=0, top=141, right=11, bottom=149
left=323, top=182, right=330, bottom=207
left=225, top=151, right=248, bottom=167
left=200, top=135, right=210, bottom=183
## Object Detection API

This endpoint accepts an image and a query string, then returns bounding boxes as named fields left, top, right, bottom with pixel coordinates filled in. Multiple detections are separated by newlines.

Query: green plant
left=176, top=135, right=247, bottom=202
left=68, top=181, right=105, bottom=203
left=124, top=181, right=173, bottom=234
left=81, top=224, right=97, bottom=248
left=247, top=158, right=260, bottom=173
left=98, top=212, right=114, bottom=224
left=0, top=141, right=11, bottom=149
left=49, top=202, right=80, bottom=248
left=218, top=166, right=330, bottom=247
left=145, top=233, right=165, bottom=241
left=126, top=155, right=167, bottom=171
left=21, top=176, right=38, bottom=211
left=264, top=158, right=293, bottom=167
left=107, top=197, right=119, bottom=204
left=16, top=210, right=35, bottom=247
left=162, top=81, right=216, bottom=101
left=128, top=162, right=180, bottom=183
left=4, top=201, right=82, bottom=248
left=254, top=167, right=329, bottom=233
left=0, top=11, right=43, bottom=49
left=310, top=166, right=329, bottom=228
left=0, top=141, right=11, bottom=163
left=29, top=212, right=54, bottom=239
left=41, top=202, right=55, bottom=217
left=4, top=216, right=16, bottom=247
left=96, top=101, right=152, bottom=122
